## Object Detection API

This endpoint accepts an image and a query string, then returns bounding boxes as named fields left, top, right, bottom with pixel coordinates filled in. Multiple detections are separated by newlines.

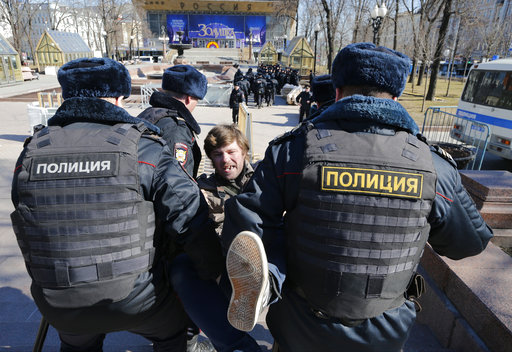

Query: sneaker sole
left=226, top=231, right=268, bottom=332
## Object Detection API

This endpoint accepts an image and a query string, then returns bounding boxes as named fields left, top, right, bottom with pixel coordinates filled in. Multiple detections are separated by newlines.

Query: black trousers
left=232, top=107, right=239, bottom=123
left=299, top=105, right=310, bottom=122
left=34, top=262, right=190, bottom=352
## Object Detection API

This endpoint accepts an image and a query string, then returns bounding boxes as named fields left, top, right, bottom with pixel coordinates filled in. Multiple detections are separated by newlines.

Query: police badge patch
left=174, top=143, right=188, bottom=164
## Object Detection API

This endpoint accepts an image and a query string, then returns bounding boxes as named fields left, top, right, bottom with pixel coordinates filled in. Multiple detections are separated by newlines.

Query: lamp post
left=159, top=25, right=167, bottom=62
left=102, top=30, right=109, bottom=58
left=249, top=30, right=253, bottom=63
left=283, top=34, right=287, bottom=51
left=313, top=24, right=320, bottom=75
left=130, top=35, right=134, bottom=60
left=370, top=2, right=388, bottom=45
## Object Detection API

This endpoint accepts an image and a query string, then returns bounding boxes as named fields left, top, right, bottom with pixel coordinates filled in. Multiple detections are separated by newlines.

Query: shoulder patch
left=174, top=142, right=189, bottom=164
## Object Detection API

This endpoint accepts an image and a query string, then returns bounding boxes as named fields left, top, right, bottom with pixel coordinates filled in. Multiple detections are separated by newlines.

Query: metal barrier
left=238, top=102, right=254, bottom=161
left=421, top=106, right=491, bottom=170
left=140, top=83, right=159, bottom=109
left=37, top=92, right=62, bottom=108
left=27, top=102, right=59, bottom=134
left=140, top=82, right=231, bottom=109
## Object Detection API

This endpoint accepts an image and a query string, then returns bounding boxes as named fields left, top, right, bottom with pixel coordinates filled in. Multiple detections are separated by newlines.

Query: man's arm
left=427, top=152, right=493, bottom=259
left=140, top=140, right=223, bottom=279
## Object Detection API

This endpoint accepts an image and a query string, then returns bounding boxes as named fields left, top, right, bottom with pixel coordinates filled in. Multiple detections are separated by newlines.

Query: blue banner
left=245, top=15, right=266, bottom=46
left=167, top=14, right=189, bottom=43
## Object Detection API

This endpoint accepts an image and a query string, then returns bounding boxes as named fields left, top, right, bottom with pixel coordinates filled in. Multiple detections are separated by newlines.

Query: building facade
left=135, top=0, right=296, bottom=53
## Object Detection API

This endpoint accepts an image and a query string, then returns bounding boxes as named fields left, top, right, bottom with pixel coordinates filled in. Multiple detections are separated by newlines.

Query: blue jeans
left=169, top=254, right=261, bottom=352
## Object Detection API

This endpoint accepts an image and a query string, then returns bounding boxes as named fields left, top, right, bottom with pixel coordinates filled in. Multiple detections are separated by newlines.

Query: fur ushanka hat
left=58, top=58, right=131, bottom=99
left=162, top=65, right=208, bottom=100
left=331, top=42, right=410, bottom=97
left=311, top=74, right=335, bottom=104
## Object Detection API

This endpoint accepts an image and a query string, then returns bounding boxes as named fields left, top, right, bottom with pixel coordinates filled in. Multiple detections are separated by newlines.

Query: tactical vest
left=286, top=124, right=437, bottom=322
left=11, top=122, right=156, bottom=307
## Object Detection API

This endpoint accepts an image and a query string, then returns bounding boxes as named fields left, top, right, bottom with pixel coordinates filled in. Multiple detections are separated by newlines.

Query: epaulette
left=269, top=122, right=309, bottom=146
left=430, top=144, right=458, bottom=169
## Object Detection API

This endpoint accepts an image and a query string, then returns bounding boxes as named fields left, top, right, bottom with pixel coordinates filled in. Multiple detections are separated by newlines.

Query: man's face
left=210, top=141, right=246, bottom=180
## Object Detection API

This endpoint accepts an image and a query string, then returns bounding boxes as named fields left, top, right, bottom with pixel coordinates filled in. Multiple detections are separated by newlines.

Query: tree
left=351, top=0, right=371, bottom=43
left=426, top=0, right=453, bottom=101
left=318, top=0, right=347, bottom=73
left=0, top=0, right=26, bottom=55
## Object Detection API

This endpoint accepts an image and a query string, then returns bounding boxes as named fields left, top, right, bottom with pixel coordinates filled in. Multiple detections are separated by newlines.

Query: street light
left=313, top=24, right=320, bottom=75
left=130, top=35, right=135, bottom=60
left=370, top=2, right=387, bottom=45
left=101, top=30, right=109, bottom=58
left=248, top=30, right=253, bottom=62
left=159, top=25, right=167, bottom=62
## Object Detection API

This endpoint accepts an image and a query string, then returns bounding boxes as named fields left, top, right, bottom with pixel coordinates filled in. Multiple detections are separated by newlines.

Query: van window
left=461, top=69, right=512, bottom=110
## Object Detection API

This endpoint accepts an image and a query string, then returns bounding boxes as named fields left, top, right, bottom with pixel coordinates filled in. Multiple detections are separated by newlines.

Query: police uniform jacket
left=11, top=97, right=223, bottom=333
left=296, top=90, right=313, bottom=107
left=222, top=95, right=493, bottom=323
left=229, top=88, right=245, bottom=110
left=197, top=160, right=254, bottom=236
left=138, top=91, right=202, bottom=178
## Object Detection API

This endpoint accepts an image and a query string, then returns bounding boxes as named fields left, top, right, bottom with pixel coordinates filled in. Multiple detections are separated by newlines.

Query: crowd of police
left=232, top=64, right=300, bottom=109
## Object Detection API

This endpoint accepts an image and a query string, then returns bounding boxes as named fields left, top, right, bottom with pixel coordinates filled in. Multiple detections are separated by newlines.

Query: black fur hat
left=58, top=58, right=131, bottom=99
left=162, top=65, right=208, bottom=99
left=311, top=74, right=335, bottom=103
left=331, top=42, right=410, bottom=97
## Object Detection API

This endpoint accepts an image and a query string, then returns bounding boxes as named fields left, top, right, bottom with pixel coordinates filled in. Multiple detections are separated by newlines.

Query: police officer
left=229, top=83, right=245, bottom=124
left=264, top=76, right=275, bottom=107
left=309, top=74, right=335, bottom=119
left=221, top=43, right=493, bottom=351
left=10, top=58, right=223, bottom=351
left=252, top=74, right=266, bottom=109
left=138, top=65, right=206, bottom=178
left=295, top=85, right=312, bottom=122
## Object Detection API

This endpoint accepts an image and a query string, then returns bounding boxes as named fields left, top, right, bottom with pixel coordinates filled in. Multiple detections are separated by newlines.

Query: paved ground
left=0, top=75, right=448, bottom=351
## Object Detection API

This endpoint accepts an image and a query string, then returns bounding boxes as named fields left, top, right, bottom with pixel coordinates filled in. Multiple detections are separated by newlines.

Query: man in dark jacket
left=138, top=65, right=207, bottom=178
left=222, top=43, right=493, bottom=351
left=10, top=58, right=223, bottom=351
left=295, top=85, right=312, bottom=122
left=229, top=83, right=245, bottom=124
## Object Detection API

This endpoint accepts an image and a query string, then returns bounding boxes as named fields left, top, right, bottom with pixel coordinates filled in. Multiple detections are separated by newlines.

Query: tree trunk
left=445, top=18, right=461, bottom=97
left=417, top=61, right=425, bottom=86
left=320, top=0, right=334, bottom=73
left=393, top=0, right=399, bottom=50
left=426, top=0, right=453, bottom=101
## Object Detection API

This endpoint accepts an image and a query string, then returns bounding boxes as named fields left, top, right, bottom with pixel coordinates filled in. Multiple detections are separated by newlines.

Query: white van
left=452, top=58, right=512, bottom=159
